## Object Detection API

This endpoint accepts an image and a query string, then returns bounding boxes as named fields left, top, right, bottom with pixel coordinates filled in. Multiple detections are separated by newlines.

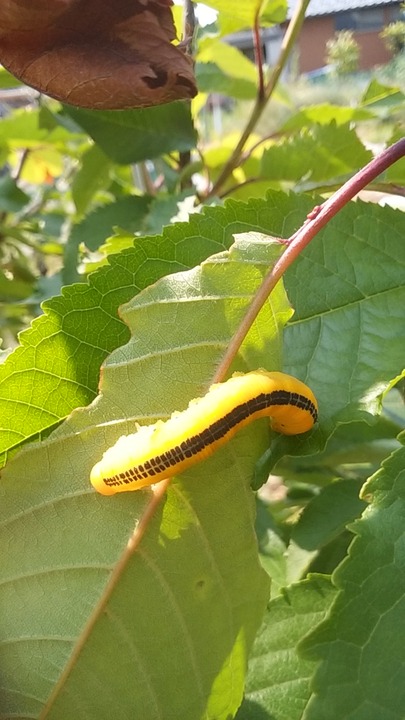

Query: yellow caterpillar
left=90, top=370, right=318, bottom=495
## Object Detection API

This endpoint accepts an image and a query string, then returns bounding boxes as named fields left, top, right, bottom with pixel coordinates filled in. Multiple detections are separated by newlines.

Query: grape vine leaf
left=301, top=444, right=405, bottom=720
left=236, top=575, right=336, bottom=720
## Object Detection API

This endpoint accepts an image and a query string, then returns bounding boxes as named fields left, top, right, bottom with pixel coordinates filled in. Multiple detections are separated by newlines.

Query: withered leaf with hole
left=0, top=0, right=197, bottom=109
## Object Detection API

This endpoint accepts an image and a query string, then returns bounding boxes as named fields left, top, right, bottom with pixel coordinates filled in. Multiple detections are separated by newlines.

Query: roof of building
left=287, top=0, right=400, bottom=17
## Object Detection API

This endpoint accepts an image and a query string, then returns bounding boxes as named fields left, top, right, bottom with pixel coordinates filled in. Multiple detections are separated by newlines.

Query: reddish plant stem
left=212, top=137, right=405, bottom=383
left=40, top=478, right=170, bottom=717
left=253, top=9, right=265, bottom=100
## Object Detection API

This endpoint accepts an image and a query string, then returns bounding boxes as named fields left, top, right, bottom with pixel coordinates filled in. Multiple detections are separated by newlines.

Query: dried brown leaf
left=0, top=0, right=197, bottom=109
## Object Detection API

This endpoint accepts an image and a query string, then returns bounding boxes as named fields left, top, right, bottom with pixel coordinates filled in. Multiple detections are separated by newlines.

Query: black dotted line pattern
left=103, top=390, right=317, bottom=489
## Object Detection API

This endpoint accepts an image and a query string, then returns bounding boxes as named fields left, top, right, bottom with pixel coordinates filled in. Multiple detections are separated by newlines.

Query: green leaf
left=301, top=445, right=405, bottom=720
left=305, top=415, right=403, bottom=470
left=280, top=380, right=405, bottom=482
left=361, top=78, right=405, bottom=109
left=204, top=0, right=287, bottom=34
left=196, top=38, right=258, bottom=99
left=291, top=479, right=367, bottom=552
left=1, top=454, right=269, bottom=720
left=284, top=200, right=405, bottom=431
left=280, top=103, right=373, bottom=132
left=229, top=180, right=280, bottom=202
left=87, top=193, right=195, bottom=272
left=236, top=576, right=336, bottom=720
left=0, top=107, right=79, bottom=147
left=0, top=193, right=312, bottom=464
left=63, top=102, right=197, bottom=164
left=261, top=124, right=372, bottom=183
left=196, top=62, right=258, bottom=99
left=0, top=141, right=8, bottom=168
left=0, top=269, right=33, bottom=301
left=63, top=195, right=152, bottom=283
left=0, top=175, right=30, bottom=212
left=71, top=145, right=112, bottom=216
left=255, top=497, right=288, bottom=594
left=198, top=38, right=257, bottom=82
left=257, top=0, right=288, bottom=24
left=71, top=196, right=152, bottom=252
left=0, top=234, right=296, bottom=718
left=141, top=190, right=193, bottom=235
left=0, top=67, right=24, bottom=88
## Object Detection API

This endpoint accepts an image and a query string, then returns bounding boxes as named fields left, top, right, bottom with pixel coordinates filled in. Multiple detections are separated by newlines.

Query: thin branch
left=212, top=138, right=405, bottom=383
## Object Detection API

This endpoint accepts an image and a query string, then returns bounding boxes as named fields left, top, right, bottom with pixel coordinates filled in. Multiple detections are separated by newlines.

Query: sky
left=195, top=2, right=218, bottom=25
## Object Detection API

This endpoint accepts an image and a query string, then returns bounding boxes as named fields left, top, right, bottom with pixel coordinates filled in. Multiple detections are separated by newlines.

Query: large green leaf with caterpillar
left=0, top=234, right=291, bottom=719
left=0, top=192, right=313, bottom=465
left=0, top=197, right=404, bottom=719
left=1, top=194, right=403, bottom=470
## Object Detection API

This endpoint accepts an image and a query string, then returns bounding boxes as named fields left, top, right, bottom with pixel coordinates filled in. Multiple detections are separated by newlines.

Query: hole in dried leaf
left=142, top=67, right=168, bottom=89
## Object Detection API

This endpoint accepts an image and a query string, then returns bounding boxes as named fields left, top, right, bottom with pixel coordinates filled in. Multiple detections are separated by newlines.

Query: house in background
left=288, top=0, right=403, bottom=73
left=226, top=0, right=403, bottom=75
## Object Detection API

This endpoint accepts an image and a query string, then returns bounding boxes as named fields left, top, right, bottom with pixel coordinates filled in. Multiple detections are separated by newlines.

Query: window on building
left=335, top=8, right=384, bottom=32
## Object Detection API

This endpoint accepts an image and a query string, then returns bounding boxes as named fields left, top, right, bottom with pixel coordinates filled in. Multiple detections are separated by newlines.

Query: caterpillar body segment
left=90, top=370, right=318, bottom=496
